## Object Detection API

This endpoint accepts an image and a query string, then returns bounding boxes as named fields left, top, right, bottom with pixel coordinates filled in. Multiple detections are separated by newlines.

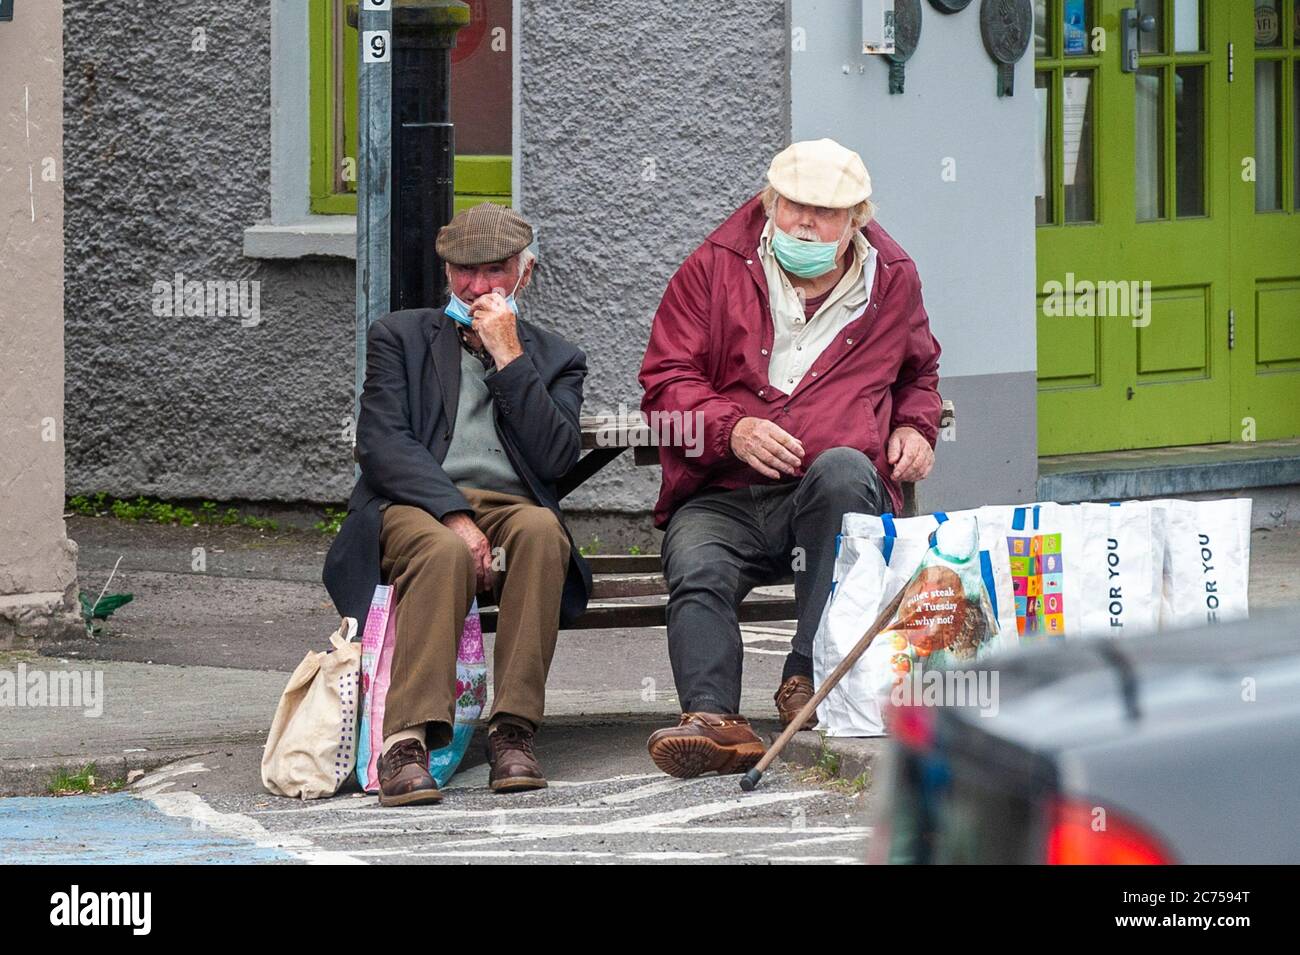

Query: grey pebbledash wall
left=62, top=0, right=789, bottom=518
left=517, top=0, right=791, bottom=513
left=64, top=0, right=1032, bottom=519
left=63, top=0, right=357, bottom=505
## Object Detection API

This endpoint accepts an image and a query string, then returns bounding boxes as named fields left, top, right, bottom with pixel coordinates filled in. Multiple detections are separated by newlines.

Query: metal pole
left=390, top=0, right=469, bottom=311
left=353, top=0, right=394, bottom=436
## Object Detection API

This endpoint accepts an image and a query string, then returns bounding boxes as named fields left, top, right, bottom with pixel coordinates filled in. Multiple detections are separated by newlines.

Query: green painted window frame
left=307, top=0, right=512, bottom=216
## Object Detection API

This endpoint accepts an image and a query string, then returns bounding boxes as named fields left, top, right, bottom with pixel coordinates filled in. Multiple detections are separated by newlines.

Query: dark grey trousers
left=660, top=446, right=890, bottom=715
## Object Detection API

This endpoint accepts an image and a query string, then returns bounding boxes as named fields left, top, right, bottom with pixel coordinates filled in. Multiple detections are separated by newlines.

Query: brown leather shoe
left=646, top=712, right=765, bottom=778
left=775, top=675, right=819, bottom=731
left=377, top=738, right=443, bottom=807
left=486, top=723, right=547, bottom=792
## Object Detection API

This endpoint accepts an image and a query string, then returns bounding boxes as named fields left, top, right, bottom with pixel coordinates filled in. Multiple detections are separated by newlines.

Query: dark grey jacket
left=323, top=307, right=592, bottom=627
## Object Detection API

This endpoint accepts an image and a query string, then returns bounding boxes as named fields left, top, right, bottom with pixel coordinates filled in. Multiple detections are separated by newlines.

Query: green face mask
left=771, top=225, right=841, bottom=279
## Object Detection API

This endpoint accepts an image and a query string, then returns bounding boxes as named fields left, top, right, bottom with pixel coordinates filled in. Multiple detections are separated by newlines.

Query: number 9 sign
left=363, top=30, right=391, bottom=62
left=362, top=0, right=390, bottom=9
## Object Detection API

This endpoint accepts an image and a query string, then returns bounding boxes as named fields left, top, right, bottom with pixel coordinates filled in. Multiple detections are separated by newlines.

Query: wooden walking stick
left=740, top=586, right=907, bottom=792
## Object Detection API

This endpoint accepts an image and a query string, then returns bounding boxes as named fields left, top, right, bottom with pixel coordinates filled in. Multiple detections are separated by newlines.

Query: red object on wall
left=451, top=0, right=488, bottom=64
left=450, top=0, right=511, bottom=155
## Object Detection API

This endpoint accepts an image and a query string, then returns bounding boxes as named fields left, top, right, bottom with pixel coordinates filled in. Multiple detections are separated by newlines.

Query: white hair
left=760, top=184, right=876, bottom=229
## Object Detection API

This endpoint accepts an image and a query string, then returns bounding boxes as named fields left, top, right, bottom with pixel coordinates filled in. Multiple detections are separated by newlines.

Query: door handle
left=1120, top=7, right=1157, bottom=73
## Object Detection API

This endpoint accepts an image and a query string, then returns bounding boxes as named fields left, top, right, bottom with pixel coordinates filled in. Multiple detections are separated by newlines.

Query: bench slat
left=591, top=574, right=669, bottom=599
left=584, top=554, right=662, bottom=573
left=478, top=595, right=798, bottom=633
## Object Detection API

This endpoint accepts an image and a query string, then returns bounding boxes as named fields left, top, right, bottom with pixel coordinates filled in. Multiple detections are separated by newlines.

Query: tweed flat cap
left=436, top=203, right=534, bottom=265
left=766, top=138, right=872, bottom=209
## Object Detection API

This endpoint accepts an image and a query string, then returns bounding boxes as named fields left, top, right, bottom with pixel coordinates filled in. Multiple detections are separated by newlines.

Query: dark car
left=870, top=613, right=1300, bottom=864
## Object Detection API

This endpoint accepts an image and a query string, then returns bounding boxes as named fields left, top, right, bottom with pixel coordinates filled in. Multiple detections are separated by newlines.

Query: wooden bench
left=476, top=404, right=952, bottom=633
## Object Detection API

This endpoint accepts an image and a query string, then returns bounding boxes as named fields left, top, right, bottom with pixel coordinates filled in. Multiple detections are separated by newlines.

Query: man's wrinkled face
left=773, top=196, right=853, bottom=256
left=446, top=256, right=531, bottom=301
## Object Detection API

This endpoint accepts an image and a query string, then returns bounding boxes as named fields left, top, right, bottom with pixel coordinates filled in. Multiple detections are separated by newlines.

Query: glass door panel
left=1136, top=68, right=1165, bottom=219
left=1175, top=65, right=1206, bottom=216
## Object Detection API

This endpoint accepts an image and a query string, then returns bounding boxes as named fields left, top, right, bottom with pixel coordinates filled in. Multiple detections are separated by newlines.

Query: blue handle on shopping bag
left=830, top=532, right=843, bottom=597
left=980, top=550, right=999, bottom=622
left=880, top=513, right=896, bottom=563
left=881, top=511, right=949, bottom=564
left=1011, top=505, right=1042, bottom=532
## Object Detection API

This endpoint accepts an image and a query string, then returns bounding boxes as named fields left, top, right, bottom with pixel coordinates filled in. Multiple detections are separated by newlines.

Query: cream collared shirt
left=758, top=219, right=877, bottom=393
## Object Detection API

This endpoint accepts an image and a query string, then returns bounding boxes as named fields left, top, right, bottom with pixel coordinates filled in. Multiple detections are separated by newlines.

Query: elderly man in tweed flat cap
left=640, top=139, right=943, bottom=778
left=324, top=203, right=591, bottom=806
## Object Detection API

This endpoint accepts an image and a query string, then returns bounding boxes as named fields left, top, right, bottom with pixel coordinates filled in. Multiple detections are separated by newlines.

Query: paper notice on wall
left=1034, top=86, right=1048, bottom=199
left=862, top=0, right=897, bottom=54
left=1062, top=75, right=1090, bottom=187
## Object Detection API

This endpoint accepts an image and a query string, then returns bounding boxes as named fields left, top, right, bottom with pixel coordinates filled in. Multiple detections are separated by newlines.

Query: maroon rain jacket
left=639, top=195, right=942, bottom=528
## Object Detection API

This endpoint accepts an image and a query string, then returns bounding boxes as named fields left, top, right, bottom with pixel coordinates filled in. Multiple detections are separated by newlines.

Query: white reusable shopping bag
left=812, top=510, right=1011, bottom=736
left=971, top=502, right=1076, bottom=639
left=813, top=514, right=933, bottom=736
left=1068, top=501, right=1163, bottom=638
left=813, top=540, right=893, bottom=736
left=1149, top=498, right=1252, bottom=630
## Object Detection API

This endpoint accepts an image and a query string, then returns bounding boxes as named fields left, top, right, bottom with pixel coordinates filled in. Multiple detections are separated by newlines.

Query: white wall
left=791, top=0, right=1040, bottom=508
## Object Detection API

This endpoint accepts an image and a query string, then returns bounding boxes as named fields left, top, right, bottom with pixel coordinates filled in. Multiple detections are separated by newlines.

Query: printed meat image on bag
left=865, top=516, right=1001, bottom=699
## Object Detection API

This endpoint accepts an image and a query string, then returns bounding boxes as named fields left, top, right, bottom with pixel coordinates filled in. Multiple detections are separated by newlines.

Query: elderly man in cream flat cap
left=324, top=203, right=591, bottom=805
left=640, top=139, right=943, bottom=777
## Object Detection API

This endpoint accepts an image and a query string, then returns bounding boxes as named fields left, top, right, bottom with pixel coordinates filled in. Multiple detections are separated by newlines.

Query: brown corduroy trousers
left=378, top=488, right=570, bottom=749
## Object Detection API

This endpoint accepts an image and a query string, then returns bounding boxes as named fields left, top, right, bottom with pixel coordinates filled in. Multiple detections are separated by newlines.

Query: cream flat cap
left=766, top=138, right=872, bottom=208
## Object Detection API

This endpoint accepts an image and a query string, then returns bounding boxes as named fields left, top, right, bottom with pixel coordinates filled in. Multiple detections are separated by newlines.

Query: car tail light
left=1046, top=799, right=1175, bottom=865
left=888, top=701, right=936, bottom=752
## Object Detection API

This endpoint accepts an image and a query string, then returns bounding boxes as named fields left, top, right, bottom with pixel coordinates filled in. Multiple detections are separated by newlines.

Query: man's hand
left=470, top=292, right=524, bottom=369
left=886, top=426, right=934, bottom=482
left=729, top=416, right=805, bottom=479
left=442, top=512, right=495, bottom=593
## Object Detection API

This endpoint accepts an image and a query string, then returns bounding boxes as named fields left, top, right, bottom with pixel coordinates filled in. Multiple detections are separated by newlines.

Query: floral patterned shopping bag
left=356, top=586, right=487, bottom=791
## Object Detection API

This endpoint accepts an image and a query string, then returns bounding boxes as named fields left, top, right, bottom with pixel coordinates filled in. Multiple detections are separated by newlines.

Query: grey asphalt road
left=1, top=722, right=875, bottom=866
left=124, top=721, right=875, bottom=865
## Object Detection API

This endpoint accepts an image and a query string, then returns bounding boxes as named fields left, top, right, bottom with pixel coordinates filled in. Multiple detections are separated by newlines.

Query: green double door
left=1036, top=0, right=1300, bottom=455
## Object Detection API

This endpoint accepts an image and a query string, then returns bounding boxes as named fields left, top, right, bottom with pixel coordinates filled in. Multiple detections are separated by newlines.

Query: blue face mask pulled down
left=445, top=270, right=525, bottom=327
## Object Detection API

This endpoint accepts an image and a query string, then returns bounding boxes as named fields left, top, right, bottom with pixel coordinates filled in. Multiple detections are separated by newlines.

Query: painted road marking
left=3, top=758, right=863, bottom=865
left=741, top=625, right=794, bottom=655
left=133, top=760, right=210, bottom=795
left=246, top=772, right=864, bottom=864
left=132, top=759, right=363, bottom=863
left=0, top=793, right=295, bottom=865
left=319, top=791, right=831, bottom=850
left=575, top=775, right=715, bottom=807
left=144, top=790, right=364, bottom=865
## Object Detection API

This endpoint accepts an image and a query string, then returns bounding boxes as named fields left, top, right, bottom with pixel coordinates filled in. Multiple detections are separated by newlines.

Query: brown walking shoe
left=646, top=712, right=766, bottom=778
left=774, top=675, right=819, bottom=731
left=486, top=723, right=548, bottom=792
left=377, top=738, right=443, bottom=807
